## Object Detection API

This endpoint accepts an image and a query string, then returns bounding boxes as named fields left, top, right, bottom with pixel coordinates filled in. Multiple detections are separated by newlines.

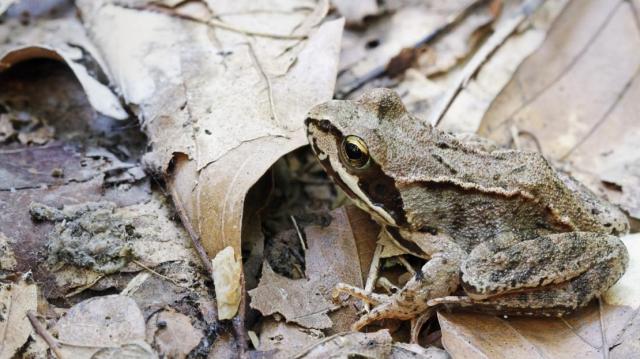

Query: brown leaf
left=478, top=0, right=640, bottom=219
left=146, top=309, right=203, bottom=358
left=257, top=320, right=324, bottom=358
left=0, top=274, right=37, bottom=358
left=249, top=207, right=363, bottom=330
left=439, top=234, right=640, bottom=358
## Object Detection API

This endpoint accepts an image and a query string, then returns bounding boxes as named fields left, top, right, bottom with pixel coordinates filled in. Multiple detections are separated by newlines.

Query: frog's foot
left=333, top=283, right=390, bottom=306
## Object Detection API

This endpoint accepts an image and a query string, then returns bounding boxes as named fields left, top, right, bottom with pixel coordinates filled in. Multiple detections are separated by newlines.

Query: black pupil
left=345, top=142, right=362, bottom=160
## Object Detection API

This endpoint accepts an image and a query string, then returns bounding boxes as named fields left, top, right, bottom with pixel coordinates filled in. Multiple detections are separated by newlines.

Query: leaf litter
left=1, top=0, right=640, bottom=357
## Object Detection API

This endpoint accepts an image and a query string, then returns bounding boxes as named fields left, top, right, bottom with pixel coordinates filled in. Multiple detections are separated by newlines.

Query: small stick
left=363, top=243, right=383, bottom=312
left=27, top=311, right=64, bottom=359
left=290, top=215, right=307, bottom=251
left=132, top=259, right=188, bottom=289
left=397, top=255, right=416, bottom=275
left=376, top=277, right=399, bottom=294
left=599, top=297, right=609, bottom=359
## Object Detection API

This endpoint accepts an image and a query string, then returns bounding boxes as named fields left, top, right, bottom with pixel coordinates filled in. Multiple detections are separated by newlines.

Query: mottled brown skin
left=305, top=88, right=629, bottom=332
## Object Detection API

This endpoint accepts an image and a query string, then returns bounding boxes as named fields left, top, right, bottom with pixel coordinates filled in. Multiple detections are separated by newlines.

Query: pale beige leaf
left=55, top=294, right=146, bottom=358
left=332, top=0, right=379, bottom=25
left=0, top=0, right=16, bottom=15
left=257, top=320, right=324, bottom=358
left=0, top=274, right=37, bottom=359
left=211, top=246, right=242, bottom=320
left=439, top=234, right=640, bottom=358
left=0, top=8, right=126, bottom=119
left=478, top=0, right=640, bottom=219
left=434, top=0, right=569, bottom=132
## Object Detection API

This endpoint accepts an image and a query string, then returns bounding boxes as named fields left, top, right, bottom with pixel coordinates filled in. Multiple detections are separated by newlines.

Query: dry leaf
left=76, top=0, right=343, bottom=261
left=54, top=294, right=147, bottom=358
left=433, top=0, right=569, bottom=132
left=0, top=5, right=127, bottom=119
left=391, top=343, right=450, bottom=359
left=211, top=246, right=242, bottom=320
left=0, top=0, right=17, bottom=15
left=292, top=329, right=393, bottom=358
left=439, top=234, right=640, bottom=358
left=0, top=274, right=37, bottom=359
left=249, top=207, right=363, bottom=329
left=337, top=0, right=478, bottom=95
left=479, top=0, right=640, bottom=221
left=257, top=320, right=324, bottom=358
left=146, top=309, right=203, bottom=358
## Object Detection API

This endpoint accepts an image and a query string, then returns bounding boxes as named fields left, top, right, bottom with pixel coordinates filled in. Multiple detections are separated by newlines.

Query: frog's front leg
left=334, top=231, right=465, bottom=331
left=436, top=232, right=628, bottom=315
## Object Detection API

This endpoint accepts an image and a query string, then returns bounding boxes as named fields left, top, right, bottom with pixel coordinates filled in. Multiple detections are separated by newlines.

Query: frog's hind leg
left=432, top=237, right=628, bottom=316
left=461, top=232, right=628, bottom=302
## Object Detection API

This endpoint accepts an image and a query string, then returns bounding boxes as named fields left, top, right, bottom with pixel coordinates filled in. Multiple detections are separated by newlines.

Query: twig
left=132, top=259, right=188, bottom=289
left=363, top=243, right=383, bottom=312
left=290, top=215, right=307, bottom=251
left=247, top=41, right=280, bottom=126
left=64, top=275, right=105, bottom=298
left=27, top=311, right=64, bottom=359
left=430, top=0, right=545, bottom=127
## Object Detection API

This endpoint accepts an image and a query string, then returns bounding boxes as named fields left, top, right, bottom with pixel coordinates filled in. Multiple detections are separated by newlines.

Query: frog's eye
left=342, top=135, right=370, bottom=168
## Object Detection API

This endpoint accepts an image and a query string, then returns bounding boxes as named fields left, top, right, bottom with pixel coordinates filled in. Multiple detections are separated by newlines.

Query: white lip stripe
left=329, top=155, right=397, bottom=226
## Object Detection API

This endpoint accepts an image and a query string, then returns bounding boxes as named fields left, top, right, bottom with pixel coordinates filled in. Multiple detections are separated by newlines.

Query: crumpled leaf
left=76, top=0, right=343, bottom=261
left=249, top=207, right=363, bottom=329
left=479, top=0, right=640, bottom=220
left=439, top=234, right=640, bottom=358
left=0, top=274, right=37, bottom=359
left=54, top=294, right=148, bottom=358
left=211, top=246, right=242, bottom=320
left=146, top=309, right=203, bottom=358
left=0, top=4, right=127, bottom=119
left=332, top=0, right=379, bottom=25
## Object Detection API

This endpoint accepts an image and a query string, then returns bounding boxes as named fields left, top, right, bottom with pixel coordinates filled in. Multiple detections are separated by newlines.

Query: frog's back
left=388, top=125, right=628, bottom=251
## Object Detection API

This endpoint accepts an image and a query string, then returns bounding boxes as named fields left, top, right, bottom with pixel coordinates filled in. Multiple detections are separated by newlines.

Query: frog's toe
left=351, top=301, right=418, bottom=331
left=333, top=283, right=389, bottom=306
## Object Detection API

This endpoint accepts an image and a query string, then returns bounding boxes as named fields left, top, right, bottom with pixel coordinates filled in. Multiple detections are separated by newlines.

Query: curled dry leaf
left=0, top=273, right=37, bottom=359
left=54, top=294, right=147, bottom=358
left=75, top=0, right=344, bottom=263
left=249, top=207, right=362, bottom=330
left=211, top=246, right=242, bottom=320
left=439, top=234, right=640, bottom=358
left=0, top=5, right=127, bottom=119
left=479, top=0, right=640, bottom=221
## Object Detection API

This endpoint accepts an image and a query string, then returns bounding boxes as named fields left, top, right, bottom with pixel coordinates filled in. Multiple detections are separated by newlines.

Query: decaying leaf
left=249, top=207, right=363, bottom=329
left=439, top=234, right=640, bottom=358
left=478, top=0, right=640, bottom=220
left=0, top=274, right=37, bottom=359
left=0, top=232, right=17, bottom=272
left=257, top=320, right=324, bottom=358
left=0, top=4, right=127, bottom=119
left=75, top=0, right=344, bottom=264
left=432, top=0, right=569, bottom=132
left=146, top=309, right=203, bottom=358
left=292, top=329, right=393, bottom=358
left=332, top=0, right=379, bottom=25
left=54, top=294, right=147, bottom=358
left=211, top=246, right=242, bottom=320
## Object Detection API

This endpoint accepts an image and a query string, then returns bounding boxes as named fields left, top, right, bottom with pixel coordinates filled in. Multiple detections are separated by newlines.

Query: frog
left=304, top=88, right=629, bottom=338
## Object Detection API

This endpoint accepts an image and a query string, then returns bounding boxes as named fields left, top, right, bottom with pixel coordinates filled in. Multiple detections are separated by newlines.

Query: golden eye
left=342, top=135, right=370, bottom=168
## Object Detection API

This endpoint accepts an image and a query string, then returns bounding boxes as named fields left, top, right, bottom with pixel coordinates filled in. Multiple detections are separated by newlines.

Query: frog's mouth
left=305, top=117, right=407, bottom=228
